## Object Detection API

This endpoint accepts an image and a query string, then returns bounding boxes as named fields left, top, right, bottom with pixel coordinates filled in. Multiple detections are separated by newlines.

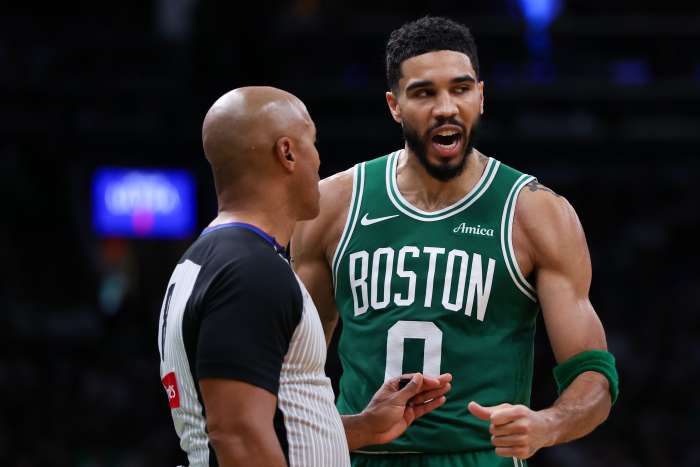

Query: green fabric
left=334, top=151, right=540, bottom=453
left=553, top=350, right=619, bottom=404
left=351, top=451, right=527, bottom=467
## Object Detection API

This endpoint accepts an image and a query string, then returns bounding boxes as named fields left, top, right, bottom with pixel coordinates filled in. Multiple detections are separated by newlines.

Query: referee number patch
left=162, top=372, right=181, bottom=409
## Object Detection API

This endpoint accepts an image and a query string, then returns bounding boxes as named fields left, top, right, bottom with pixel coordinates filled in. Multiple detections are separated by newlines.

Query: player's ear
left=386, top=90, right=402, bottom=124
left=275, top=136, right=296, bottom=173
left=479, top=80, right=485, bottom=115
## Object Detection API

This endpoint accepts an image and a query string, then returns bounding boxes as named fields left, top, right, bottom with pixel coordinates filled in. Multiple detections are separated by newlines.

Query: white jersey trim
left=500, top=174, right=537, bottom=302
left=332, top=162, right=365, bottom=294
left=386, top=150, right=500, bottom=222
left=353, top=450, right=423, bottom=454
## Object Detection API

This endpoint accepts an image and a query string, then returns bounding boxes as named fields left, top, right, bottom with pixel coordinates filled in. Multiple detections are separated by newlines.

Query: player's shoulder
left=292, top=167, right=354, bottom=260
left=515, top=179, right=585, bottom=258
left=318, top=151, right=390, bottom=199
left=319, top=165, right=354, bottom=200
left=517, top=180, right=575, bottom=224
left=302, top=166, right=355, bottom=226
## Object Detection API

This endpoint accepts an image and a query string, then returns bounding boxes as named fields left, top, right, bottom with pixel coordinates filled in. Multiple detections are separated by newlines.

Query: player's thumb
left=467, top=401, right=493, bottom=421
left=395, top=373, right=424, bottom=402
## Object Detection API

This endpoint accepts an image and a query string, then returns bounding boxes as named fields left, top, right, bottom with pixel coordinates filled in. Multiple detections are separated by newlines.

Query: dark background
left=2, top=1, right=699, bottom=466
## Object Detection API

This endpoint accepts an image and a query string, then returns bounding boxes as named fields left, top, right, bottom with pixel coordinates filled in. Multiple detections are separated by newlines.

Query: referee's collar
left=201, top=222, right=288, bottom=256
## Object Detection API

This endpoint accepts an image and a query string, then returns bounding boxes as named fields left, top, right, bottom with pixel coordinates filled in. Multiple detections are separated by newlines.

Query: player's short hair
left=385, top=16, right=480, bottom=92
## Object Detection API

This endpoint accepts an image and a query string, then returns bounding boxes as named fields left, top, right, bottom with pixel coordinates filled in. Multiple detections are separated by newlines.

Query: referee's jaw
left=291, top=116, right=321, bottom=222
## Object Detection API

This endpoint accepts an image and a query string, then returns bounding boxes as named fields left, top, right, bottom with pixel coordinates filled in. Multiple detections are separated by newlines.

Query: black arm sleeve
left=196, top=253, right=303, bottom=396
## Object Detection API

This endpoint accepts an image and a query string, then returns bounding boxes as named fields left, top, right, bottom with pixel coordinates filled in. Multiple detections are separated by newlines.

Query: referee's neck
left=209, top=209, right=296, bottom=247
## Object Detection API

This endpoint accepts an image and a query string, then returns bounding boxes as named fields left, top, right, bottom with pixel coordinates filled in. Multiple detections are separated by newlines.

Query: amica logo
left=453, top=223, right=494, bottom=237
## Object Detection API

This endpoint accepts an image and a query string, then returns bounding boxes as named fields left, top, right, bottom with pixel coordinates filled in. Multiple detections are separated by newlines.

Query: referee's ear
left=275, top=136, right=296, bottom=173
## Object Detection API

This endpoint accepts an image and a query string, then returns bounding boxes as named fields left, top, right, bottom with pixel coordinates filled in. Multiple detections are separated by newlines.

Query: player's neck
left=398, top=147, right=487, bottom=212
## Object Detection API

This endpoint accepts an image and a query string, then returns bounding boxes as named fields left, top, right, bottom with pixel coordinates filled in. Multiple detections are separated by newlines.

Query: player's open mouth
left=430, top=126, right=463, bottom=158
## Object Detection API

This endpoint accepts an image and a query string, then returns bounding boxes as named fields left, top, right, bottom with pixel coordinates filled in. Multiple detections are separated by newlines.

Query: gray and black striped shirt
left=157, top=223, right=350, bottom=467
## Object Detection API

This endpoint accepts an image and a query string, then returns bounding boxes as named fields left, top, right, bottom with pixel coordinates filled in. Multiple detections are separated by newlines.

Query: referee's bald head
left=202, top=86, right=321, bottom=220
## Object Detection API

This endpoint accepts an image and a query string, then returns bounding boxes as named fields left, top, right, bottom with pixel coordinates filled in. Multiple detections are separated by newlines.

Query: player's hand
left=361, top=373, right=452, bottom=446
left=468, top=401, right=554, bottom=460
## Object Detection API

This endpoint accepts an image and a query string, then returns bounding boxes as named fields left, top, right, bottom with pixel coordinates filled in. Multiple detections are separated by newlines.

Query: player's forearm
left=540, top=371, right=612, bottom=447
left=341, top=413, right=374, bottom=451
left=209, top=427, right=288, bottom=467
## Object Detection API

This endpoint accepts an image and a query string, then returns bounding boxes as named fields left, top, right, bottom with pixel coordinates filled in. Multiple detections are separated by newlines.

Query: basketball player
left=292, top=16, right=618, bottom=467
left=157, top=86, right=452, bottom=467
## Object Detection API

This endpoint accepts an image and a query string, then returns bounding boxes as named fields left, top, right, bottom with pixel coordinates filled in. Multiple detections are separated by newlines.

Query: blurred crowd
left=1, top=1, right=698, bottom=466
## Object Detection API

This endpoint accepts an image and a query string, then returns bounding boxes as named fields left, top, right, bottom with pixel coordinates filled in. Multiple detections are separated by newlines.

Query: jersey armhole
left=331, top=162, right=366, bottom=294
left=500, top=174, right=538, bottom=302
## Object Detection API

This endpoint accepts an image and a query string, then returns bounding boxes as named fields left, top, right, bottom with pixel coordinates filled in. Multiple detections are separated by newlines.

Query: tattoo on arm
left=526, top=180, right=562, bottom=197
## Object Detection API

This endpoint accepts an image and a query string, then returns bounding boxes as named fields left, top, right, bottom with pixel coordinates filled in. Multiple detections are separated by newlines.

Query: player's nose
left=432, top=91, right=458, bottom=119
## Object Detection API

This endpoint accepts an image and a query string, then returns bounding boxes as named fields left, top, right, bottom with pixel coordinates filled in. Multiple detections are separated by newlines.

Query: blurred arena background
left=1, top=1, right=699, bottom=466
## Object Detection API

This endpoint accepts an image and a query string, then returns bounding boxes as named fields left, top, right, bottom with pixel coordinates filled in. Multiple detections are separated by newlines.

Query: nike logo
left=360, top=213, right=400, bottom=226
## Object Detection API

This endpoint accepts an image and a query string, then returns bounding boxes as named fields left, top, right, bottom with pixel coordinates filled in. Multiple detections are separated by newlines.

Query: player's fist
left=468, top=401, right=554, bottom=460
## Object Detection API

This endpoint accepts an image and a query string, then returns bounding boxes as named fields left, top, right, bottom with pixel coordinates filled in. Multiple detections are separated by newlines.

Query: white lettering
left=465, top=254, right=496, bottom=321
left=442, top=250, right=470, bottom=311
left=422, top=247, right=445, bottom=307
left=394, top=246, right=419, bottom=306
left=385, top=320, right=443, bottom=380
left=453, top=223, right=494, bottom=237
left=348, top=246, right=497, bottom=322
left=349, top=251, right=370, bottom=316
left=371, top=248, right=395, bottom=310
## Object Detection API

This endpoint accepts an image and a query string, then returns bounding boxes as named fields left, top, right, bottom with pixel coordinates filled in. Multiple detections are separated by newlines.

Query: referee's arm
left=200, top=379, right=286, bottom=467
left=195, top=254, right=301, bottom=467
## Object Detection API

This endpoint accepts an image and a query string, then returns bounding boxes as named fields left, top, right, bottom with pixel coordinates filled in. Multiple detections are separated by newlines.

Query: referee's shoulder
left=197, top=231, right=292, bottom=281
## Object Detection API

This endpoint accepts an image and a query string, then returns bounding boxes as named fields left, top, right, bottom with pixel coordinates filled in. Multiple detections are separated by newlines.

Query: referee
left=157, top=87, right=453, bottom=467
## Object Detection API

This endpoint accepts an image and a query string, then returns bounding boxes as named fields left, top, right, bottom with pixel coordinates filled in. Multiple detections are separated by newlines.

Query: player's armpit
left=292, top=168, right=354, bottom=344
left=200, top=379, right=287, bottom=467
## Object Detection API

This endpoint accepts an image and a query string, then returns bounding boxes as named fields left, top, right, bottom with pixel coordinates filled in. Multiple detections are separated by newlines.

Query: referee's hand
left=353, top=373, right=452, bottom=447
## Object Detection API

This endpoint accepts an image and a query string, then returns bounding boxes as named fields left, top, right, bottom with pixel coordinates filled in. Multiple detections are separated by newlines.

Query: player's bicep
left=292, top=169, right=353, bottom=344
left=292, top=220, right=339, bottom=344
left=533, top=197, right=607, bottom=363
left=295, top=255, right=339, bottom=344
left=537, top=268, right=606, bottom=363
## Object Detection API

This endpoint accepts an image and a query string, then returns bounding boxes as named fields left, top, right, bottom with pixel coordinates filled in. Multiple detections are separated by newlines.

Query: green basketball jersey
left=333, top=151, right=540, bottom=454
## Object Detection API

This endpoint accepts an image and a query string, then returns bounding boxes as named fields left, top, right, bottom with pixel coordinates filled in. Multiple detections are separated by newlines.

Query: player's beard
left=403, top=117, right=479, bottom=182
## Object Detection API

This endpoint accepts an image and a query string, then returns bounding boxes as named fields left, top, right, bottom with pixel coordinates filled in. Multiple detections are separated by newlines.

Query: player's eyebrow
left=405, top=80, right=434, bottom=93
left=405, top=75, right=476, bottom=93
left=451, top=75, right=476, bottom=84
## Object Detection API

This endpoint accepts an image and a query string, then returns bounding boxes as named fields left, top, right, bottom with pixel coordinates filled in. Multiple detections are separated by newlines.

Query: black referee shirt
left=157, top=223, right=349, bottom=467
